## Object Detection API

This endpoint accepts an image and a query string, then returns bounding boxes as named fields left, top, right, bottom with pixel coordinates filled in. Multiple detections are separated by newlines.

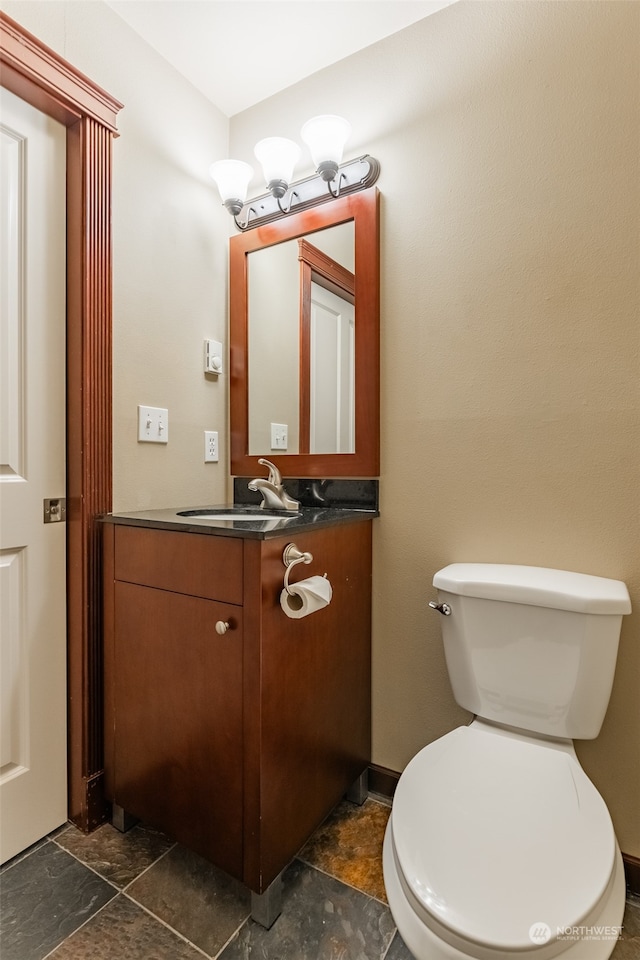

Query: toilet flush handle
left=429, top=600, right=451, bottom=616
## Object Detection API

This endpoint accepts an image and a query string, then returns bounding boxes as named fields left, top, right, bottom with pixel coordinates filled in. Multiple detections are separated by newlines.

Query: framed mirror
left=230, top=187, right=379, bottom=478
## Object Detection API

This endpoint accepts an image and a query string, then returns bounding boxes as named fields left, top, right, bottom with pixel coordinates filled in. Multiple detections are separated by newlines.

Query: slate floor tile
left=54, top=820, right=174, bottom=888
left=47, top=893, right=204, bottom=960
left=126, top=843, right=250, bottom=956
left=0, top=840, right=116, bottom=960
left=383, top=931, right=414, bottom=960
left=613, top=897, right=640, bottom=959
left=299, top=798, right=390, bottom=902
left=0, top=837, right=49, bottom=876
left=219, top=859, right=395, bottom=960
left=3, top=806, right=639, bottom=960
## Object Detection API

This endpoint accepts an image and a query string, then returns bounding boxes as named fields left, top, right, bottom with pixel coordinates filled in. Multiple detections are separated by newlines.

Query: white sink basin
left=176, top=509, right=296, bottom=522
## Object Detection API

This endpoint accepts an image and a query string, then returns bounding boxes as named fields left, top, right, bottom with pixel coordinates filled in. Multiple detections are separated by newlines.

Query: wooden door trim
left=0, top=14, right=120, bottom=131
left=1, top=12, right=123, bottom=831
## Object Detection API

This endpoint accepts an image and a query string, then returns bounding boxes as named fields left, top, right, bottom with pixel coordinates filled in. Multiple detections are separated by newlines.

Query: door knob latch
left=43, top=498, right=66, bottom=523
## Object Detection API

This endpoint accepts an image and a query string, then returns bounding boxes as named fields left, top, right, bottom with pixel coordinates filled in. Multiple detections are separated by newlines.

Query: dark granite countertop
left=99, top=504, right=378, bottom=540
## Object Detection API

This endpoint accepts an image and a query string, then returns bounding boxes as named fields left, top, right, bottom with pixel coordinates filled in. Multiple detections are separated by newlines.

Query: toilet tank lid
left=433, top=563, right=632, bottom=614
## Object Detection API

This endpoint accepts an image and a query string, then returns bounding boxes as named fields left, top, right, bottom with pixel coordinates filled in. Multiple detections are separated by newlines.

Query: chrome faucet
left=248, top=458, right=300, bottom=512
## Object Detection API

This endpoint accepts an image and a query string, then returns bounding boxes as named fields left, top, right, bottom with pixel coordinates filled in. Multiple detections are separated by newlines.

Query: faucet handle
left=257, top=458, right=281, bottom=486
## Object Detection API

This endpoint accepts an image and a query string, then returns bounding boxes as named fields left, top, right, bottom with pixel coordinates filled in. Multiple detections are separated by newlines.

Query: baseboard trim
left=623, top=855, right=640, bottom=898
left=368, top=765, right=639, bottom=898
left=368, top=764, right=400, bottom=800
left=69, top=770, right=109, bottom=833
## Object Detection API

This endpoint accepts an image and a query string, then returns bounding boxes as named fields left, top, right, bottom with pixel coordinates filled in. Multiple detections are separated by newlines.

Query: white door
left=309, top=282, right=355, bottom=454
left=0, top=87, right=67, bottom=863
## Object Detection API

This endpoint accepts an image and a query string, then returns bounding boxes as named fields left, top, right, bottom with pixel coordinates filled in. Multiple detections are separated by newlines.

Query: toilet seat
left=391, top=721, right=617, bottom=954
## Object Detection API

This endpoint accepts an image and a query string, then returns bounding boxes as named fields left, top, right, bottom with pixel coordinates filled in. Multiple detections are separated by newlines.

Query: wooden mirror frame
left=230, top=187, right=379, bottom=478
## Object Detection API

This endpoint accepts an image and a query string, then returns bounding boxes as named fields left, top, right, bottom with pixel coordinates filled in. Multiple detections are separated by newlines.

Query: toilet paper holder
left=282, top=543, right=313, bottom=594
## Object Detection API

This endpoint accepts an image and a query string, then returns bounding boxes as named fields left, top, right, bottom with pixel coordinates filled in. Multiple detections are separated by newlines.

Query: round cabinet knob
left=215, top=620, right=230, bottom=635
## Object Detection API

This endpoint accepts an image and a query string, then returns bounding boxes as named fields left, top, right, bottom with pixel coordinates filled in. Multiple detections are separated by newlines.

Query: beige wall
left=4, top=0, right=638, bottom=857
left=231, top=0, right=640, bottom=855
left=2, top=0, right=232, bottom=512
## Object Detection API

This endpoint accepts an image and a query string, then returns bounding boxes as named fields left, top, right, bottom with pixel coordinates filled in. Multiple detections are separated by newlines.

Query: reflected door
left=309, top=282, right=355, bottom=455
left=0, top=88, right=67, bottom=862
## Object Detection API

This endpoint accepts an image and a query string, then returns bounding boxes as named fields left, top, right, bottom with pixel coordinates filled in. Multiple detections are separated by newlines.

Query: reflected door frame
left=0, top=13, right=122, bottom=831
left=298, top=239, right=355, bottom=454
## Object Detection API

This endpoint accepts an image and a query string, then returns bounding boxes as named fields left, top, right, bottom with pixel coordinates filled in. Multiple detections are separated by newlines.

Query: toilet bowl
left=383, top=564, right=631, bottom=960
left=383, top=721, right=626, bottom=960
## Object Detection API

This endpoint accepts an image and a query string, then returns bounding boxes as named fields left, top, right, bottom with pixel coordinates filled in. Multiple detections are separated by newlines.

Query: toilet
left=383, top=563, right=632, bottom=960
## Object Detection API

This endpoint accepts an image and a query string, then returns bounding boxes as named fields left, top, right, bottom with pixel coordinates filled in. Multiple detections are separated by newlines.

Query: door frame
left=1, top=12, right=122, bottom=831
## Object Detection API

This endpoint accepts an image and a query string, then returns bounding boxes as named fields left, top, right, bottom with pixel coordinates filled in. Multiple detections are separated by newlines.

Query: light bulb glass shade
left=209, top=159, right=254, bottom=205
left=300, top=115, right=351, bottom=168
left=254, top=137, right=301, bottom=189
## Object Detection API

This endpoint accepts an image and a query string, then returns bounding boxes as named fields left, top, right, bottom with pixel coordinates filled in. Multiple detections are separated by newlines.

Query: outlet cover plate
left=204, top=430, right=219, bottom=462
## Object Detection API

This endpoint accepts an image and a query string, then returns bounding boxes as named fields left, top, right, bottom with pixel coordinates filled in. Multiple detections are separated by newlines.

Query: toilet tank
left=432, top=564, right=631, bottom=739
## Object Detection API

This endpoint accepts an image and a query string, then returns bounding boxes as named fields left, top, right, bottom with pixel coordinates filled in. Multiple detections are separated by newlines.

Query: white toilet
left=383, top=563, right=632, bottom=960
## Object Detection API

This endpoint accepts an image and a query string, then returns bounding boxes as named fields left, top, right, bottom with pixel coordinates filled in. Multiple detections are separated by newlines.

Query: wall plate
left=138, top=405, right=168, bottom=443
left=204, top=340, right=223, bottom=375
left=270, top=423, right=288, bottom=450
left=204, top=430, right=219, bottom=462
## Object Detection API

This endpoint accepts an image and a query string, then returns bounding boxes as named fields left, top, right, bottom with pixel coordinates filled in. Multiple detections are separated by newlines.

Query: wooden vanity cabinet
left=102, top=519, right=372, bottom=896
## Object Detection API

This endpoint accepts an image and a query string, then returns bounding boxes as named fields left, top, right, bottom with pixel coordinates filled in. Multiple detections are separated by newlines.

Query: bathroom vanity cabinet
left=102, top=515, right=372, bottom=903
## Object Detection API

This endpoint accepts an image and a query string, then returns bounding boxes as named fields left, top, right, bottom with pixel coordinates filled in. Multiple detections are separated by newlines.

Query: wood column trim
left=1, top=12, right=122, bottom=831
left=66, top=116, right=114, bottom=828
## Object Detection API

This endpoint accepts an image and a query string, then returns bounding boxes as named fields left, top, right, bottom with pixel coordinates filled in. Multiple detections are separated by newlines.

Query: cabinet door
left=112, top=582, right=243, bottom=879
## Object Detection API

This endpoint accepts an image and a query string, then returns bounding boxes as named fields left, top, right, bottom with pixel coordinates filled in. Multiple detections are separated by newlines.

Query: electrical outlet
left=204, top=431, right=219, bottom=462
left=270, top=423, right=288, bottom=450
left=138, top=406, right=168, bottom=443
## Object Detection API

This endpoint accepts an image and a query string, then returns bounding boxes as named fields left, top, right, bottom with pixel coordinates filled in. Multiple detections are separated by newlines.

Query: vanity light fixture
left=253, top=136, right=301, bottom=208
left=209, top=115, right=379, bottom=231
left=300, top=115, right=351, bottom=191
left=208, top=159, right=254, bottom=217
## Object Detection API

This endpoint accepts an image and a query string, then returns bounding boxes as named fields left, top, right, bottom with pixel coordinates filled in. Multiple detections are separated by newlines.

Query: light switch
left=138, top=405, right=168, bottom=443
left=270, top=423, right=288, bottom=450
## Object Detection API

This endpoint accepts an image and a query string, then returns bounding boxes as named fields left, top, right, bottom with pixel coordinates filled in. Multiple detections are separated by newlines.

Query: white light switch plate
left=270, top=423, right=288, bottom=450
left=138, top=405, right=168, bottom=443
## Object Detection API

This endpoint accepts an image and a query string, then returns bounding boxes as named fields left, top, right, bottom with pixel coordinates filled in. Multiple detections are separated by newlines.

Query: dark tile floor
left=1, top=798, right=639, bottom=960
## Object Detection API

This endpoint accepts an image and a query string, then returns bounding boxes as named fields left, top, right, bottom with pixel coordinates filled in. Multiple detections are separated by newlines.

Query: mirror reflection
left=248, top=221, right=355, bottom=456
left=229, top=188, right=379, bottom=479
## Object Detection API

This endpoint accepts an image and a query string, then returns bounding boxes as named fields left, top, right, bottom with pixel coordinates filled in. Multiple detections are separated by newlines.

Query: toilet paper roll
left=280, top=575, right=333, bottom=619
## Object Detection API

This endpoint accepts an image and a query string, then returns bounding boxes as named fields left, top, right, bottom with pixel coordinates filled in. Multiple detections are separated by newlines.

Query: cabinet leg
left=251, top=872, right=283, bottom=929
left=111, top=802, right=139, bottom=833
left=346, top=768, right=369, bottom=806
